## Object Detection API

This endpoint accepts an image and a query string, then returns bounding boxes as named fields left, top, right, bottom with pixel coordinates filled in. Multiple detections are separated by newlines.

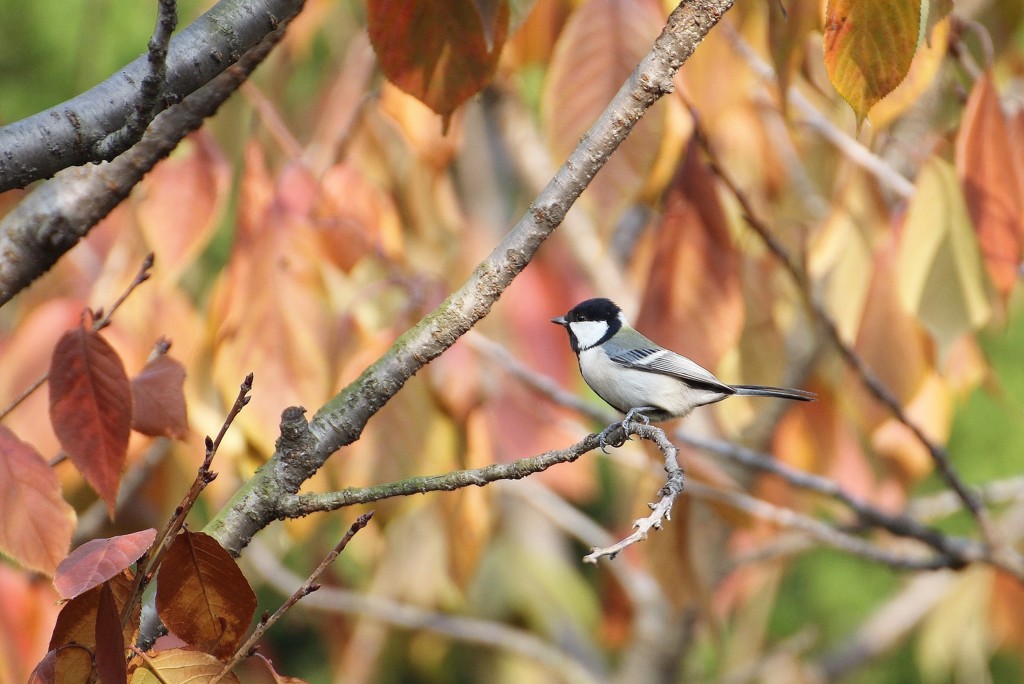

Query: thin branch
left=212, top=512, right=374, bottom=684
left=202, top=0, right=739, bottom=558
left=95, top=0, right=179, bottom=158
left=584, top=423, right=685, bottom=563
left=128, top=373, right=253, bottom=631
left=688, top=112, right=1021, bottom=573
left=677, top=432, right=979, bottom=565
left=687, top=482, right=954, bottom=571
left=472, top=332, right=1014, bottom=572
left=0, top=253, right=154, bottom=422
left=278, top=432, right=605, bottom=516
left=909, top=476, right=1024, bottom=522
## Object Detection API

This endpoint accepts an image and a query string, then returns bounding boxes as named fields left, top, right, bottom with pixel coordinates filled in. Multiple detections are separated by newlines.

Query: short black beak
left=550, top=315, right=567, bottom=326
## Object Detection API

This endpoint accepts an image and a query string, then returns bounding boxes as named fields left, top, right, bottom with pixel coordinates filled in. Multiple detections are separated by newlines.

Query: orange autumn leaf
left=129, top=648, right=241, bottom=683
left=367, top=0, right=509, bottom=124
left=156, top=531, right=255, bottom=659
left=955, top=71, right=1024, bottom=303
left=542, top=0, right=667, bottom=227
left=135, top=131, right=230, bottom=284
left=0, top=426, right=76, bottom=575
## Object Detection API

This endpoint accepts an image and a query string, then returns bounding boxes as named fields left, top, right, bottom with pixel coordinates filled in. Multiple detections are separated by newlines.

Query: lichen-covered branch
left=202, top=0, right=738, bottom=557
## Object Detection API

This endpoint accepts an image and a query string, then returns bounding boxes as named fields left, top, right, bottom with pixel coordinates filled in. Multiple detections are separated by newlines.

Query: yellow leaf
left=823, top=0, right=922, bottom=128
left=898, top=157, right=992, bottom=352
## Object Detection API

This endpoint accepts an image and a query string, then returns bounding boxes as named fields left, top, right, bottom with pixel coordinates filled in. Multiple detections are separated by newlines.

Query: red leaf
left=156, top=531, right=256, bottom=658
left=0, top=426, right=76, bottom=575
left=48, top=324, right=132, bottom=514
left=53, top=529, right=156, bottom=600
left=131, top=354, right=189, bottom=440
left=367, top=0, right=509, bottom=121
left=94, top=582, right=127, bottom=684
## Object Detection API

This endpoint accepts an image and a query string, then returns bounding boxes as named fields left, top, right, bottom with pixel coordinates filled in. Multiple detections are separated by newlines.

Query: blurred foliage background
left=2, top=0, right=1024, bottom=682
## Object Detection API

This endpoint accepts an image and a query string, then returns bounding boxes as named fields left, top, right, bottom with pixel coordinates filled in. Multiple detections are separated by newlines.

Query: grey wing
left=609, top=347, right=734, bottom=394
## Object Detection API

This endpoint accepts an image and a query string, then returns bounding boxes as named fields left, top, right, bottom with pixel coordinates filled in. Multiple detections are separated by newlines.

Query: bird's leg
left=598, top=407, right=655, bottom=452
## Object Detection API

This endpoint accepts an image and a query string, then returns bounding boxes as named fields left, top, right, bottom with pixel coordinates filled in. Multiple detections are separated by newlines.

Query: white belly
left=578, top=348, right=729, bottom=420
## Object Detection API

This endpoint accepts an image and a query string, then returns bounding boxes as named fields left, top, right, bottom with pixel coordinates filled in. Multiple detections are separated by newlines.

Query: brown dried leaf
left=131, top=355, right=189, bottom=440
left=156, top=531, right=255, bottom=659
left=53, top=529, right=156, bottom=600
left=542, top=0, right=667, bottom=227
left=49, top=324, right=132, bottom=513
left=0, top=426, right=75, bottom=575
left=955, top=71, right=1024, bottom=303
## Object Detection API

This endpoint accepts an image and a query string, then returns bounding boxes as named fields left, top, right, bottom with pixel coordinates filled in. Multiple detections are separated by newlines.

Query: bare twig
left=278, top=431, right=607, bottom=516
left=584, top=423, right=685, bottom=563
left=0, top=253, right=154, bottom=422
left=688, top=482, right=953, bottom=571
left=126, top=373, right=253, bottom=628
left=212, top=512, right=374, bottom=683
left=95, top=0, right=178, bottom=157
left=677, top=433, right=978, bottom=565
left=472, top=332, right=1008, bottom=571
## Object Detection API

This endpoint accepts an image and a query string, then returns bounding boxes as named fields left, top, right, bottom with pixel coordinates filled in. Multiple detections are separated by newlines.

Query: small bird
left=551, top=298, right=814, bottom=446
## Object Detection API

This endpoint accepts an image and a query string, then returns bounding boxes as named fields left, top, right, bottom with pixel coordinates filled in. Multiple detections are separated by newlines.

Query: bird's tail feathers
left=732, top=385, right=816, bottom=402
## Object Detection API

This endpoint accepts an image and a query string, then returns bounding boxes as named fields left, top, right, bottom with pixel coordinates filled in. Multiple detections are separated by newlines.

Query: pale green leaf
left=899, top=157, right=992, bottom=352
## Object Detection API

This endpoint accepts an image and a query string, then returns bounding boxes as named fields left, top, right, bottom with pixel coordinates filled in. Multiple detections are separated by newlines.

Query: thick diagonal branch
left=203, top=0, right=738, bottom=556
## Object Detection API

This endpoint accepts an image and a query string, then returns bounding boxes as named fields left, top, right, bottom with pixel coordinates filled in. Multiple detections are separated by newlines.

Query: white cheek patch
left=568, top=320, right=609, bottom=350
